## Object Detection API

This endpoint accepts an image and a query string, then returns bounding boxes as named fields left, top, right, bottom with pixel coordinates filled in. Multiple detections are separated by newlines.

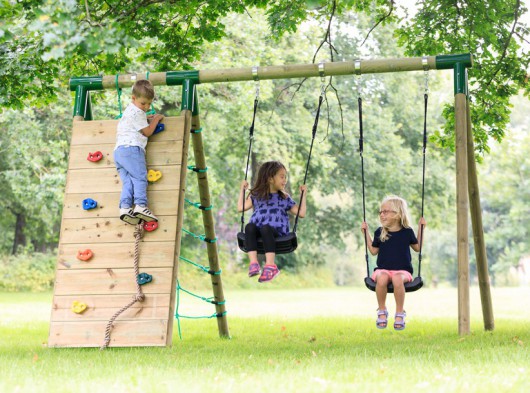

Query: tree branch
left=485, top=0, right=521, bottom=88
left=360, top=0, right=395, bottom=47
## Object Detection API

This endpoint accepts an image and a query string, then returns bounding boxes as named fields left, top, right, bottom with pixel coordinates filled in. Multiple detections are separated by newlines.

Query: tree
left=2, top=0, right=529, bottom=157
left=0, top=102, right=70, bottom=253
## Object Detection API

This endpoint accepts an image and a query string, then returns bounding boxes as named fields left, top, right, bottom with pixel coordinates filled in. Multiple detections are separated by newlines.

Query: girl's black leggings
left=244, top=223, right=278, bottom=253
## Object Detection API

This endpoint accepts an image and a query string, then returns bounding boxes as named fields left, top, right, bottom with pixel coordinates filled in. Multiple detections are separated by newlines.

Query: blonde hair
left=132, top=80, right=155, bottom=100
left=379, top=195, right=413, bottom=242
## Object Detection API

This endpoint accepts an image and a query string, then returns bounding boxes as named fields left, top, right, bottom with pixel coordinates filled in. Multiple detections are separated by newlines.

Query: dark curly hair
left=250, top=161, right=288, bottom=200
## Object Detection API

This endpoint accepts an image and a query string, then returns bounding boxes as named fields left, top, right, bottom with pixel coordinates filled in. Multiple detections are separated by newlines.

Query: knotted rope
left=101, top=223, right=145, bottom=350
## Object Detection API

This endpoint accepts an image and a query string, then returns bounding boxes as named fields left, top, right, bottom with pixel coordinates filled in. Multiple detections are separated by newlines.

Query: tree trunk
left=12, top=212, right=26, bottom=254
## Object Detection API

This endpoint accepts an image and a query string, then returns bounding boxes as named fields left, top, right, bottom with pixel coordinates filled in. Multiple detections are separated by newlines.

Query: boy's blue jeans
left=114, top=146, right=148, bottom=208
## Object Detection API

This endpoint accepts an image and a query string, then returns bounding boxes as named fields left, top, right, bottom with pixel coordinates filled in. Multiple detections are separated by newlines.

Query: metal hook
left=318, top=62, right=326, bottom=95
left=355, top=59, right=362, bottom=97
left=252, top=66, right=260, bottom=98
left=422, top=56, right=430, bottom=94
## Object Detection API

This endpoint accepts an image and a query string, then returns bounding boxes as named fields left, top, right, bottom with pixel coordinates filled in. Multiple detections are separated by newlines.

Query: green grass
left=1, top=289, right=529, bottom=393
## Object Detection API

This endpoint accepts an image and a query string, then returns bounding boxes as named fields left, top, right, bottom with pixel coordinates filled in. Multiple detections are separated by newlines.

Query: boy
left=114, top=79, right=164, bottom=225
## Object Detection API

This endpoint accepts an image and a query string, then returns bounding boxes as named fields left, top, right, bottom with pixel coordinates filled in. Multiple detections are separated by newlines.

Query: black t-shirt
left=372, top=227, right=418, bottom=274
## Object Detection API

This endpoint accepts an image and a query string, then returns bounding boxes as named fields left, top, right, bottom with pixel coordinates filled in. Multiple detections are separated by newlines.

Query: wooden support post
left=466, top=100, right=495, bottom=331
left=455, top=64, right=470, bottom=335
left=186, top=85, right=230, bottom=338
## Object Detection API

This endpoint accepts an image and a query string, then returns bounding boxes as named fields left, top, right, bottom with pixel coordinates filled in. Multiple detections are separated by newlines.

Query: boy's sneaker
left=258, top=264, right=280, bottom=283
left=120, top=208, right=140, bottom=225
left=133, top=205, right=158, bottom=222
left=248, top=262, right=261, bottom=277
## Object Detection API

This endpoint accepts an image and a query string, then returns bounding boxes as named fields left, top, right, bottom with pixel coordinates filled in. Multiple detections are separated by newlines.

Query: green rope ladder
left=174, top=140, right=226, bottom=339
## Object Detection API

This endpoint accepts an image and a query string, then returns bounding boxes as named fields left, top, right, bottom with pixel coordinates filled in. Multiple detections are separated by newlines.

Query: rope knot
left=134, top=223, right=145, bottom=239
left=135, top=294, right=145, bottom=302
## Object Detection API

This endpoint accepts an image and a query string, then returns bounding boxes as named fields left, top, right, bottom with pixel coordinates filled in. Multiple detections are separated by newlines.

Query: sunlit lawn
left=1, top=287, right=529, bottom=393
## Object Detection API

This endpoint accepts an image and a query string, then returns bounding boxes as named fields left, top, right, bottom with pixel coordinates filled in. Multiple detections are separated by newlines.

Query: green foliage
left=0, top=97, right=70, bottom=253
left=479, top=106, right=530, bottom=281
left=1, top=2, right=528, bottom=288
left=0, top=252, right=56, bottom=291
left=2, top=0, right=528, bottom=159
left=395, top=0, right=530, bottom=156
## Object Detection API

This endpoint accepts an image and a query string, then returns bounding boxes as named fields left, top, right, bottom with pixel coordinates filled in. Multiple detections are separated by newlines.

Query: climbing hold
left=82, top=198, right=98, bottom=210
left=76, top=249, right=94, bottom=261
left=143, top=221, right=158, bottom=232
left=87, top=151, right=103, bottom=162
left=147, top=169, right=162, bottom=183
left=137, top=273, right=153, bottom=285
left=71, top=301, right=88, bottom=314
left=153, top=123, right=165, bottom=135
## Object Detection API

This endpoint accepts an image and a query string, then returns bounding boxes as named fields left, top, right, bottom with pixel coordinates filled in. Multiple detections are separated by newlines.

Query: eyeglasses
left=379, top=210, right=397, bottom=215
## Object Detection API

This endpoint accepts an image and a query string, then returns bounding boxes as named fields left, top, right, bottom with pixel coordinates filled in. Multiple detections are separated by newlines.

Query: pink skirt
left=371, top=269, right=413, bottom=283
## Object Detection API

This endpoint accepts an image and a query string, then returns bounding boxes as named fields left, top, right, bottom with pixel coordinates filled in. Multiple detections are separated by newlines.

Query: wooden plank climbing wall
left=48, top=116, right=188, bottom=348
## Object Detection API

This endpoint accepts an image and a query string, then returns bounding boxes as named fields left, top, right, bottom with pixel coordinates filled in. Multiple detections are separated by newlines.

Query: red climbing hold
left=87, top=151, right=103, bottom=162
left=77, top=249, right=94, bottom=261
left=143, top=221, right=158, bottom=232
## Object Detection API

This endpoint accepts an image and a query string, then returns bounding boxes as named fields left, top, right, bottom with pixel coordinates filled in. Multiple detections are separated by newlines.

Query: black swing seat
left=364, top=276, right=423, bottom=293
left=237, top=231, right=298, bottom=255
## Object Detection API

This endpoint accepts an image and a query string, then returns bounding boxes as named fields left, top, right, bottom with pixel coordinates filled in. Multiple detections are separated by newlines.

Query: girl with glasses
left=361, top=195, right=426, bottom=330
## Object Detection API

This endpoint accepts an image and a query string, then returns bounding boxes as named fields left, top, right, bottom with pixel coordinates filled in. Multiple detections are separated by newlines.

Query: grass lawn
left=1, top=287, right=529, bottom=393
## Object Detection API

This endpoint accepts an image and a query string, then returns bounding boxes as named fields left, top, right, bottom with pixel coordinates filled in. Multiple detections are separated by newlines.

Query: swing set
left=55, top=53, right=492, bottom=348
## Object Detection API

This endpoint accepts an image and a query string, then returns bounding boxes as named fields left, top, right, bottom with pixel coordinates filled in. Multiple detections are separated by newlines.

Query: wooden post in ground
left=466, top=100, right=494, bottom=331
left=455, top=65, right=470, bottom=335
left=184, top=82, right=230, bottom=338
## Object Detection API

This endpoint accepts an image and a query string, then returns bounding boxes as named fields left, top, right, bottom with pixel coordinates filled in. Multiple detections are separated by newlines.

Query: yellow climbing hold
left=71, top=301, right=88, bottom=314
left=147, top=169, right=162, bottom=182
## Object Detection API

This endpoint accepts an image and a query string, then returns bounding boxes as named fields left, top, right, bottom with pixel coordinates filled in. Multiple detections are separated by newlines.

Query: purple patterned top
left=249, top=193, right=296, bottom=236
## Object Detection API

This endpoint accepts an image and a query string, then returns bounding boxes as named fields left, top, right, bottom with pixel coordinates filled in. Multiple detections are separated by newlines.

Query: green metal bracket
left=69, top=76, right=103, bottom=92
left=454, top=63, right=467, bottom=95
left=193, top=87, right=199, bottom=116
left=73, top=86, right=93, bottom=120
left=435, top=54, right=473, bottom=70
left=167, top=70, right=199, bottom=86
left=181, top=80, right=196, bottom=112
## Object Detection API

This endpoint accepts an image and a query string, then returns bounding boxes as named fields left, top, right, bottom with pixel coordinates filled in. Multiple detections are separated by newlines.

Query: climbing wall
left=48, top=116, right=188, bottom=347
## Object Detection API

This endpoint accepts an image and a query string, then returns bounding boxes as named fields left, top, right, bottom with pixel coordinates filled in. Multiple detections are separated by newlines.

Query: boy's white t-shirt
left=115, top=103, right=149, bottom=150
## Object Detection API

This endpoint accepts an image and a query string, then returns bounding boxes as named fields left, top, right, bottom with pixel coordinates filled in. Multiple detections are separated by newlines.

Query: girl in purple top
left=361, top=195, right=426, bottom=330
left=238, top=161, right=307, bottom=283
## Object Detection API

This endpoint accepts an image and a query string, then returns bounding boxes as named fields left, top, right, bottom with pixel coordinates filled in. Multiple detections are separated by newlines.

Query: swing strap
left=292, top=89, right=323, bottom=233
left=417, top=57, right=429, bottom=277
left=239, top=89, right=259, bottom=233
left=418, top=92, right=428, bottom=276
left=358, top=95, right=370, bottom=277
